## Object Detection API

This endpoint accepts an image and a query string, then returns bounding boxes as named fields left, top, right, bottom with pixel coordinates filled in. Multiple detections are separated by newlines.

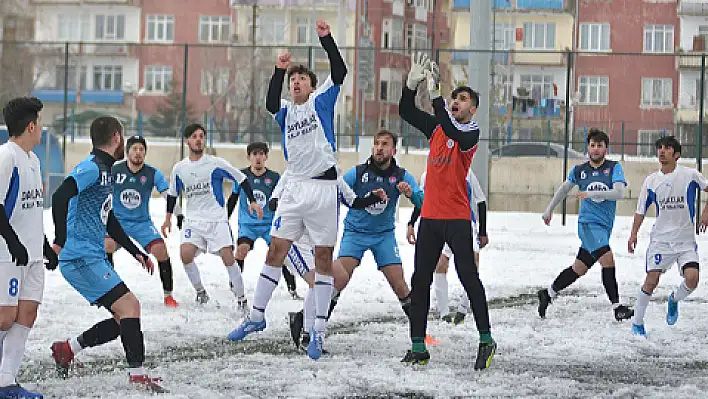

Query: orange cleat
left=424, top=334, right=440, bottom=346
left=164, top=295, right=179, bottom=308
left=129, top=374, right=168, bottom=393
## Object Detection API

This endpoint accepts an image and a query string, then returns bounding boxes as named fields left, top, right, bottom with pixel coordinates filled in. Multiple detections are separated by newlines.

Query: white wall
left=35, top=5, right=141, bottom=43
left=680, top=15, right=708, bottom=51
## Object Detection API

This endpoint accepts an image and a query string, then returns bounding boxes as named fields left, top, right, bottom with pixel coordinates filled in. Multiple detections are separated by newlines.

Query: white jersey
left=169, top=154, right=246, bottom=222
left=421, top=169, right=485, bottom=220
left=0, top=142, right=44, bottom=262
left=636, top=165, right=708, bottom=245
left=271, top=75, right=341, bottom=179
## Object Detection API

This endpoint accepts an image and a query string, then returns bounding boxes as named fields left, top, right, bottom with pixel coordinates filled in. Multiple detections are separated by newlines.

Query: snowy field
left=15, top=199, right=708, bottom=398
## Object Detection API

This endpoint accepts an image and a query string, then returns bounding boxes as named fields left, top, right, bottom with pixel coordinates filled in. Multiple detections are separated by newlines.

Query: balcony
left=451, top=51, right=511, bottom=65
left=498, top=99, right=562, bottom=119
left=678, top=53, right=708, bottom=69
left=678, top=0, right=708, bottom=15
left=516, top=0, right=564, bottom=10
left=513, top=51, right=565, bottom=66
left=31, top=89, right=124, bottom=104
left=453, top=0, right=511, bottom=10
left=80, top=44, right=132, bottom=57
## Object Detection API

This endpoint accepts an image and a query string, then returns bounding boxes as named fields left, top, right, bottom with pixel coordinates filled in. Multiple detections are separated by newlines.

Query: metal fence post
left=62, top=42, right=69, bottom=164
left=180, top=44, right=189, bottom=160
left=562, top=49, right=572, bottom=226
left=697, top=54, right=706, bottom=234
left=621, top=121, right=625, bottom=161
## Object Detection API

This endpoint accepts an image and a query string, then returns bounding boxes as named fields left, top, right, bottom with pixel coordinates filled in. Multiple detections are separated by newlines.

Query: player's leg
left=632, top=243, right=674, bottom=337
left=666, top=246, right=700, bottom=326
left=449, top=250, right=477, bottom=326
left=596, top=249, right=634, bottom=321
left=235, top=223, right=256, bottom=272
left=445, top=219, right=495, bottom=370
left=180, top=221, right=209, bottom=303
left=217, top=243, right=249, bottom=317
left=434, top=248, right=451, bottom=320
left=0, top=262, right=21, bottom=364
left=145, top=240, right=178, bottom=307
left=373, top=232, right=412, bottom=319
left=257, top=226, right=299, bottom=299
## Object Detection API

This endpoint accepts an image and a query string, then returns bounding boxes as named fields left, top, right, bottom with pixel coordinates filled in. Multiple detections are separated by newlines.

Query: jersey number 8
left=8, top=278, right=18, bottom=297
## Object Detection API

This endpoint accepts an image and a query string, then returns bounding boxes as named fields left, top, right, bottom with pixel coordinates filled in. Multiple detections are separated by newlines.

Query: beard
left=190, top=146, right=204, bottom=155
left=372, top=155, right=391, bottom=168
left=590, top=154, right=605, bottom=163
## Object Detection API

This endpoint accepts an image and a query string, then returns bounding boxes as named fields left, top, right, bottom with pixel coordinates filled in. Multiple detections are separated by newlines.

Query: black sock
left=326, top=291, right=341, bottom=321
left=282, top=267, right=296, bottom=291
left=157, top=259, right=174, bottom=293
left=77, top=318, right=120, bottom=348
left=119, top=318, right=145, bottom=368
left=107, top=252, right=114, bottom=267
left=400, top=293, right=412, bottom=319
left=601, top=267, right=620, bottom=304
left=551, top=266, right=580, bottom=294
left=236, top=259, right=245, bottom=272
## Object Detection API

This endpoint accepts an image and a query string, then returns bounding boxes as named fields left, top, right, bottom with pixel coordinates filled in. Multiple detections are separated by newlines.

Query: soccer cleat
left=424, top=335, right=440, bottom=346
left=237, top=298, right=249, bottom=320
left=227, top=317, right=266, bottom=341
left=0, top=384, right=44, bottom=398
left=307, top=327, right=324, bottom=360
left=129, top=374, right=168, bottom=393
left=474, top=339, right=497, bottom=370
left=289, top=289, right=303, bottom=300
left=632, top=323, right=647, bottom=337
left=537, top=289, right=552, bottom=318
left=667, top=294, right=679, bottom=326
left=453, top=312, right=466, bottom=325
left=441, top=314, right=453, bottom=323
left=613, top=305, right=634, bottom=321
left=401, top=350, right=430, bottom=365
left=288, top=311, right=304, bottom=349
left=50, top=340, right=74, bottom=377
left=299, top=331, right=329, bottom=355
left=164, top=295, right=179, bottom=308
left=195, top=290, right=209, bottom=304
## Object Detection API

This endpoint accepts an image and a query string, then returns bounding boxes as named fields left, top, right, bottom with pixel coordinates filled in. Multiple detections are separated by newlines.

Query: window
left=579, top=23, right=610, bottom=51
left=520, top=74, right=554, bottom=99
left=379, top=68, right=403, bottom=103
left=145, top=66, right=172, bottom=93
left=641, top=78, right=672, bottom=107
left=146, top=15, right=174, bottom=42
left=382, top=19, right=404, bottom=50
left=638, top=130, right=669, bottom=156
left=405, top=23, right=428, bottom=50
left=379, top=116, right=401, bottom=132
left=493, top=23, right=514, bottom=50
left=201, top=68, right=230, bottom=95
left=55, top=65, right=87, bottom=90
left=95, top=15, right=125, bottom=40
left=249, top=16, right=285, bottom=45
left=92, top=65, right=122, bottom=91
left=644, top=25, right=673, bottom=53
left=494, top=74, right=512, bottom=104
left=578, top=76, right=609, bottom=105
left=296, top=17, right=317, bottom=44
left=57, top=15, right=90, bottom=41
left=694, top=78, right=708, bottom=108
left=199, top=16, right=230, bottom=43
left=522, top=22, right=555, bottom=49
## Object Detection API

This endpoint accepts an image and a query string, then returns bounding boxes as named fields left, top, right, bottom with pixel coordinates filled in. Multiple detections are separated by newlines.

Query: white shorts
left=181, top=219, right=234, bottom=253
left=0, top=260, right=45, bottom=305
left=645, top=241, right=700, bottom=276
left=270, top=179, right=339, bottom=247
left=441, top=223, right=480, bottom=258
left=284, top=240, right=315, bottom=279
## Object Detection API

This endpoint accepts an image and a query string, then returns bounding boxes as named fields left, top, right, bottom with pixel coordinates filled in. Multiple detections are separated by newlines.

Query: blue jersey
left=343, top=160, right=422, bottom=234
left=112, top=161, right=169, bottom=223
left=568, top=160, right=626, bottom=229
left=232, top=168, right=280, bottom=226
left=59, top=150, right=115, bottom=261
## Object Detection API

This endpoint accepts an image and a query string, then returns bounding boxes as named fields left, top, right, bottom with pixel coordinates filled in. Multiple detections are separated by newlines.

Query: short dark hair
left=247, top=142, right=269, bottom=156
left=287, top=65, right=317, bottom=88
left=587, top=128, right=609, bottom=146
left=655, top=135, right=682, bottom=155
left=90, top=116, right=123, bottom=148
left=451, top=86, right=480, bottom=108
left=374, top=130, right=398, bottom=147
left=127, top=135, right=147, bottom=152
left=3, top=97, right=43, bottom=137
left=183, top=123, right=206, bottom=139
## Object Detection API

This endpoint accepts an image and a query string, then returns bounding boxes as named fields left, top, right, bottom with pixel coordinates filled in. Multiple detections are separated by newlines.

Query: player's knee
left=150, top=243, right=169, bottom=262
left=333, top=265, right=350, bottom=291
left=0, top=307, right=18, bottom=330
left=643, top=273, right=661, bottom=293
left=683, top=266, right=700, bottom=289
left=266, top=239, right=289, bottom=266
left=15, top=305, right=38, bottom=328
left=435, top=257, right=449, bottom=273
left=236, top=244, right=250, bottom=260
left=113, top=292, right=141, bottom=319
left=572, top=261, right=590, bottom=276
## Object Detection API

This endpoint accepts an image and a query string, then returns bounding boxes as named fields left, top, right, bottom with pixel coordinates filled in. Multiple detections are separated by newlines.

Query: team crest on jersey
left=265, top=178, right=272, bottom=186
left=388, top=176, right=397, bottom=184
left=140, top=176, right=147, bottom=184
left=447, top=139, right=454, bottom=148
left=603, top=168, right=610, bottom=176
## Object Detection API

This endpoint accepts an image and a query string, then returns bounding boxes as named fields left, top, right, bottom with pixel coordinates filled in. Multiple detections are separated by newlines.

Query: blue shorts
left=337, top=230, right=401, bottom=269
left=120, top=220, right=163, bottom=250
left=237, top=224, right=271, bottom=245
left=578, top=222, right=611, bottom=254
left=59, top=258, right=123, bottom=305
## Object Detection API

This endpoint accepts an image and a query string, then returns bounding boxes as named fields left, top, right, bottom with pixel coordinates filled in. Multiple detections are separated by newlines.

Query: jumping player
left=538, top=128, right=634, bottom=322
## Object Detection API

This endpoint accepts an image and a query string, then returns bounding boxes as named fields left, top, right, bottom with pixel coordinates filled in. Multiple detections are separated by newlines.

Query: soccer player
left=538, top=128, right=633, bottom=322
left=407, top=168, right=488, bottom=325
left=628, top=136, right=708, bottom=337
left=0, top=97, right=57, bottom=399
left=226, top=19, right=347, bottom=360
left=50, top=117, right=164, bottom=392
left=105, top=135, right=181, bottom=308
left=399, top=52, right=495, bottom=369
left=162, top=124, right=262, bottom=317
left=226, top=142, right=299, bottom=299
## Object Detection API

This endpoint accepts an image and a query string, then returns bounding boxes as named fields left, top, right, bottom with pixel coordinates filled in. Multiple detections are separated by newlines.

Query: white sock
left=313, top=273, right=334, bottom=333
left=129, top=367, right=146, bottom=377
left=304, top=288, right=316, bottom=331
left=249, top=265, right=282, bottom=322
left=457, top=291, right=470, bottom=314
left=547, top=285, right=557, bottom=298
left=69, top=337, right=83, bottom=355
left=433, top=273, right=449, bottom=316
left=184, top=262, right=204, bottom=292
left=226, top=264, right=245, bottom=299
left=673, top=280, right=695, bottom=302
left=633, top=288, right=652, bottom=325
left=0, top=329, right=7, bottom=362
left=0, top=323, right=30, bottom=387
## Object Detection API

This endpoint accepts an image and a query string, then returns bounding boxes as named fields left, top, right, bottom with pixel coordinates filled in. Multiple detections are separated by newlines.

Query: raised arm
left=317, top=21, right=347, bottom=85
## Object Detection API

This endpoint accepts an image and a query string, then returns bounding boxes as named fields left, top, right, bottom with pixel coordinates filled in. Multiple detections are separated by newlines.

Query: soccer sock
left=107, top=252, right=114, bottom=267
left=282, top=267, right=297, bottom=292
left=412, top=336, right=426, bottom=353
left=304, top=288, right=316, bottom=331
left=400, top=293, right=412, bottom=319
left=158, top=259, right=174, bottom=295
left=326, top=289, right=340, bottom=321
left=433, top=272, right=449, bottom=316
left=601, top=267, right=620, bottom=305
left=184, top=262, right=204, bottom=292
left=0, top=323, right=30, bottom=387
left=0, top=329, right=7, bottom=362
left=226, top=263, right=245, bottom=300
left=77, top=318, right=121, bottom=349
left=550, top=266, right=580, bottom=297
left=236, top=259, right=245, bottom=272
left=249, top=265, right=282, bottom=322
left=313, top=273, right=334, bottom=333
left=119, top=318, right=145, bottom=374
left=673, top=280, right=695, bottom=302
left=458, top=291, right=471, bottom=314
left=632, top=288, right=652, bottom=325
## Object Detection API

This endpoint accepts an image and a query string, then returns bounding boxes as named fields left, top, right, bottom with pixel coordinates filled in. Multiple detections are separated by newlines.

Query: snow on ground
left=15, top=200, right=708, bottom=398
